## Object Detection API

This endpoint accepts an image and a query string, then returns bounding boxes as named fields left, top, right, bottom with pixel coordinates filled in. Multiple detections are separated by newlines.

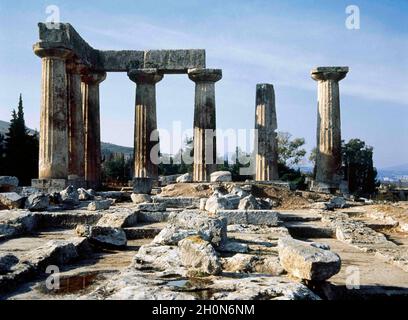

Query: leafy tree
left=277, top=132, right=307, bottom=167
left=342, top=138, right=377, bottom=196
left=4, top=95, right=39, bottom=185
left=102, top=153, right=132, bottom=183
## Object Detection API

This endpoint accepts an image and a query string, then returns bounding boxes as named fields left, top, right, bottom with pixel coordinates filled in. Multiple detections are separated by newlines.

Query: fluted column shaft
left=188, top=68, right=222, bottom=182
left=82, top=72, right=106, bottom=189
left=67, top=62, right=86, bottom=180
left=312, top=67, right=348, bottom=188
left=255, top=83, right=279, bottom=181
left=128, top=69, right=163, bottom=180
left=34, top=46, right=72, bottom=179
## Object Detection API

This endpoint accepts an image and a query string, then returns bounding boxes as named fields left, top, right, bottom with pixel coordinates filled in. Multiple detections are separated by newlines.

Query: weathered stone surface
left=137, top=202, right=166, bottom=212
left=211, top=276, right=320, bottom=300
left=178, top=236, right=221, bottom=276
left=33, top=210, right=101, bottom=229
left=24, top=193, right=50, bottom=211
left=60, top=185, right=80, bottom=207
left=329, top=197, right=348, bottom=209
left=255, top=83, right=279, bottom=181
left=0, top=253, right=19, bottom=274
left=96, top=191, right=130, bottom=201
left=218, top=241, right=249, bottom=253
left=134, top=244, right=186, bottom=275
left=229, top=185, right=250, bottom=198
left=152, top=196, right=201, bottom=208
left=137, top=211, right=170, bottom=223
left=96, top=209, right=138, bottom=228
left=76, top=224, right=127, bottom=248
left=216, top=210, right=280, bottom=226
left=87, top=200, right=112, bottom=211
left=168, top=210, right=227, bottom=247
left=222, top=254, right=284, bottom=275
left=239, top=195, right=261, bottom=210
left=130, top=193, right=151, bottom=204
left=278, top=237, right=341, bottom=281
left=152, top=226, right=197, bottom=245
left=205, top=194, right=238, bottom=213
left=159, top=174, right=181, bottom=186
left=176, top=173, right=192, bottom=183
left=210, top=171, right=232, bottom=182
left=0, top=193, right=25, bottom=209
left=0, top=211, right=37, bottom=240
left=78, top=188, right=94, bottom=200
left=0, top=176, right=19, bottom=192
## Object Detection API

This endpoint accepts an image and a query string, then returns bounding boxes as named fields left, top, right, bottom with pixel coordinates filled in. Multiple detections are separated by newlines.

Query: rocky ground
left=0, top=176, right=407, bottom=300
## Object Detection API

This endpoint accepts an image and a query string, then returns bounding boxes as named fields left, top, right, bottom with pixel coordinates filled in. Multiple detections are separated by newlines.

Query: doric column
left=311, top=66, right=349, bottom=191
left=255, top=83, right=279, bottom=181
left=188, top=68, right=222, bottom=182
left=128, top=69, right=163, bottom=180
left=81, top=71, right=106, bottom=189
left=33, top=45, right=72, bottom=180
left=66, top=61, right=87, bottom=182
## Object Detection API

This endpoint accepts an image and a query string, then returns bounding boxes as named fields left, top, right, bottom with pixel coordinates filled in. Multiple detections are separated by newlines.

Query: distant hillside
left=101, top=142, right=133, bottom=156
left=1, top=119, right=133, bottom=156
left=0, top=120, right=36, bottom=136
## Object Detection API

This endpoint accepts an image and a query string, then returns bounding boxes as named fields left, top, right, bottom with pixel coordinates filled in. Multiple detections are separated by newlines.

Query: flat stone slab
left=152, top=196, right=201, bottom=208
left=216, top=210, right=280, bottom=226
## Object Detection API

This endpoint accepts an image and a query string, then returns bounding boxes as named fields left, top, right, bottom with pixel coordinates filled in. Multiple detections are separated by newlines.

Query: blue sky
left=0, top=0, right=407, bottom=168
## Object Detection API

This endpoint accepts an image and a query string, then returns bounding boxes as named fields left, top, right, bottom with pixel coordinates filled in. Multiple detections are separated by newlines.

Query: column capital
left=311, top=66, right=349, bottom=82
left=81, top=71, right=107, bottom=85
left=128, top=68, right=163, bottom=84
left=188, top=68, right=222, bottom=83
left=33, top=42, right=73, bottom=60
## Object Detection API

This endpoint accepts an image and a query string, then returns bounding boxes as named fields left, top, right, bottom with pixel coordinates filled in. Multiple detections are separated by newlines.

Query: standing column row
left=188, top=68, right=222, bottom=182
left=33, top=43, right=105, bottom=189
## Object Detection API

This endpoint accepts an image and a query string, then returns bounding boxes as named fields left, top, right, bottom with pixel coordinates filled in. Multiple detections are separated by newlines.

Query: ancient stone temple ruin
left=31, top=23, right=349, bottom=193
left=31, top=22, right=222, bottom=191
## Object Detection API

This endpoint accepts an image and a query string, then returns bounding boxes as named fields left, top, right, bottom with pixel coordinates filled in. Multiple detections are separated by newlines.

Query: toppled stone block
left=238, top=195, right=261, bottom=210
left=152, top=225, right=198, bottom=245
left=25, top=193, right=49, bottom=211
left=96, top=209, right=138, bottom=228
left=0, top=253, right=19, bottom=274
left=229, top=185, right=250, bottom=198
left=216, top=210, right=247, bottom=224
left=205, top=194, right=237, bottom=213
left=87, top=200, right=112, bottom=211
left=60, top=186, right=80, bottom=208
left=137, top=202, right=166, bottom=212
left=0, top=211, right=37, bottom=239
left=222, top=254, right=284, bottom=275
left=76, top=224, right=127, bottom=248
left=0, top=192, right=25, bottom=209
left=96, top=191, right=130, bottom=201
left=0, top=176, right=19, bottom=192
left=134, top=244, right=185, bottom=274
left=176, top=173, right=192, bottom=183
left=278, top=237, right=341, bottom=281
left=78, top=188, right=94, bottom=200
left=210, top=171, right=232, bottom=182
left=178, top=236, right=221, bottom=276
left=131, top=193, right=151, bottom=204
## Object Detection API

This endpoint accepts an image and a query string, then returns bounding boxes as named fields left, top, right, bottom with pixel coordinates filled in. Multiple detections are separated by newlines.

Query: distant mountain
left=381, top=163, right=408, bottom=172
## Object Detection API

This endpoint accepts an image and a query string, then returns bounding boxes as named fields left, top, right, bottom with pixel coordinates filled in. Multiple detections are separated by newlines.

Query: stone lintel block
left=37, top=23, right=206, bottom=73
left=144, top=49, right=206, bottom=73
left=311, top=66, right=349, bottom=81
